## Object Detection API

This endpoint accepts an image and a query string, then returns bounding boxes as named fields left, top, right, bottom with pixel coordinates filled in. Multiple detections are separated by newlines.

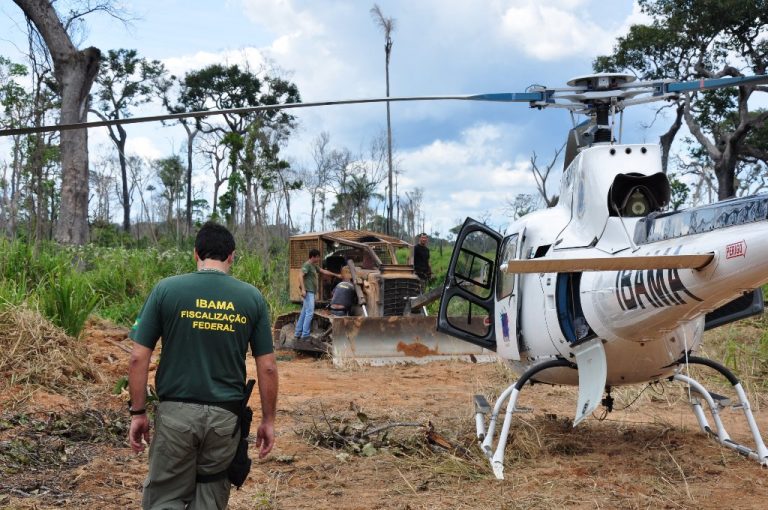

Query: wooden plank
left=504, top=253, right=714, bottom=273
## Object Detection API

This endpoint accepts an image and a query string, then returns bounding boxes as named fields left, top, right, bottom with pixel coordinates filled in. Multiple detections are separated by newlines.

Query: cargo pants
left=142, top=401, right=239, bottom=510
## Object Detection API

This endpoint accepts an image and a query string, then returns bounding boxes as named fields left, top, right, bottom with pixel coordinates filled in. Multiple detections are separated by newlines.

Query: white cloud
left=240, top=0, right=325, bottom=38
left=162, top=48, right=266, bottom=77
left=498, top=0, right=637, bottom=61
left=396, top=122, right=536, bottom=229
left=128, top=136, right=164, bottom=160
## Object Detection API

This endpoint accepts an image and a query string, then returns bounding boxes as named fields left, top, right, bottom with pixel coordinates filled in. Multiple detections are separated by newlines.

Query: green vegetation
left=0, top=235, right=449, bottom=337
left=0, top=238, right=295, bottom=332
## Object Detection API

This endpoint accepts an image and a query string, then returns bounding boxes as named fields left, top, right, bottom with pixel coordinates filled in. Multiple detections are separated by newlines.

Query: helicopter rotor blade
left=666, top=74, right=768, bottom=93
left=0, top=91, right=550, bottom=137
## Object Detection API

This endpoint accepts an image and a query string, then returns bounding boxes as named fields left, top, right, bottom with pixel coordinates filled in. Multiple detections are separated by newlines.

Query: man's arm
left=318, top=267, right=341, bottom=279
left=128, top=342, right=153, bottom=453
left=298, top=270, right=305, bottom=297
left=254, top=352, right=278, bottom=458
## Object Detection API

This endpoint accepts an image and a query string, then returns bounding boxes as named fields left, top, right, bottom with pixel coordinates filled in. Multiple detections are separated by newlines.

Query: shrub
left=37, top=273, right=101, bottom=338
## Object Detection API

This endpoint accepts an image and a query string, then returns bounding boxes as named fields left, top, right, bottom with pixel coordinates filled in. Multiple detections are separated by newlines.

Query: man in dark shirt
left=128, top=222, right=278, bottom=510
left=329, top=274, right=357, bottom=316
left=413, top=233, right=432, bottom=290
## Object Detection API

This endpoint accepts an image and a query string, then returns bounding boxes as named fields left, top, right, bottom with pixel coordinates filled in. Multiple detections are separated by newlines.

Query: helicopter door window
left=496, top=234, right=519, bottom=300
left=445, top=294, right=491, bottom=337
left=453, top=231, right=496, bottom=300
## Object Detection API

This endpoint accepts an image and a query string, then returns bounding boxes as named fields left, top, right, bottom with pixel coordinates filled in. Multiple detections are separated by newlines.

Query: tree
left=304, top=131, right=334, bottom=231
left=0, top=49, right=59, bottom=241
left=13, top=0, right=103, bottom=244
left=160, top=73, right=206, bottom=233
left=0, top=57, right=34, bottom=237
left=594, top=0, right=768, bottom=200
left=400, top=188, right=423, bottom=238
left=154, top=155, right=185, bottom=227
left=506, top=193, right=539, bottom=220
left=529, top=145, right=563, bottom=207
left=370, top=3, right=396, bottom=234
left=668, top=173, right=689, bottom=211
left=180, top=64, right=300, bottom=229
left=91, top=48, right=166, bottom=233
left=196, top=131, right=230, bottom=219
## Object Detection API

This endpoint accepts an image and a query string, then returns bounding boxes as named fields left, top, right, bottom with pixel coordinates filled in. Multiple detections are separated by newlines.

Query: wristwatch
left=128, top=400, right=146, bottom=416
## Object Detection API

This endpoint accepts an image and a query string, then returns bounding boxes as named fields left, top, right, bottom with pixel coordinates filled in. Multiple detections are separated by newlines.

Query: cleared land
left=2, top=316, right=768, bottom=509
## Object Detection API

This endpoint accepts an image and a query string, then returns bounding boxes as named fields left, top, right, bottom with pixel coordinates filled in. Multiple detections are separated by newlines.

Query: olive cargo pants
left=142, top=401, right=239, bottom=510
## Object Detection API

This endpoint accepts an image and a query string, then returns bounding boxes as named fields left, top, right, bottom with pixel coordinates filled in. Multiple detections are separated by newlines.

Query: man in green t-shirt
left=128, top=222, right=278, bottom=510
left=294, top=248, right=339, bottom=339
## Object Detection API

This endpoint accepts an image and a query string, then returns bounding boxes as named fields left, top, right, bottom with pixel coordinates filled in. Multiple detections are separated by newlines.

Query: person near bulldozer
left=412, top=233, right=432, bottom=291
left=294, top=248, right=340, bottom=339
left=329, top=272, right=357, bottom=316
left=127, top=222, right=279, bottom=510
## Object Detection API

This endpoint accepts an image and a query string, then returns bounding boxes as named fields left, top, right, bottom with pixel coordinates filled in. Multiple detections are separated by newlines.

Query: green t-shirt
left=302, top=260, right=318, bottom=293
left=129, top=270, right=273, bottom=403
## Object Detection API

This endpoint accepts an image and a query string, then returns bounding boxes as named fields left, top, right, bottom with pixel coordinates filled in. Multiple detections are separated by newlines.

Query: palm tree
left=370, top=4, right=396, bottom=235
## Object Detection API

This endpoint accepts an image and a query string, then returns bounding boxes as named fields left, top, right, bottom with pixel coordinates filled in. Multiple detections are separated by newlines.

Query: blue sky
left=1, top=0, right=659, bottom=235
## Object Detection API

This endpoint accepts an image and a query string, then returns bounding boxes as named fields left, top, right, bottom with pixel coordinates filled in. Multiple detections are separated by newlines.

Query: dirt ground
left=2, top=320, right=768, bottom=509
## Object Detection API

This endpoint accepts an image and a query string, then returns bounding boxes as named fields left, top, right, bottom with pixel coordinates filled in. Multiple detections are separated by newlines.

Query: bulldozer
left=272, top=229, right=495, bottom=365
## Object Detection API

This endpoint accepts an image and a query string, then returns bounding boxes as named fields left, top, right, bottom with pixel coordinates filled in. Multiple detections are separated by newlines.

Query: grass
left=38, top=272, right=101, bottom=338
left=0, top=238, right=295, bottom=330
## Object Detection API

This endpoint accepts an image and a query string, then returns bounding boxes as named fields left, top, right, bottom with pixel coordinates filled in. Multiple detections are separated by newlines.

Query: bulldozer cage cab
left=288, top=230, right=415, bottom=305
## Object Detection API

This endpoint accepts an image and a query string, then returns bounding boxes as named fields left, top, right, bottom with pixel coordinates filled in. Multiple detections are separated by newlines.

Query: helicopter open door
left=494, top=231, right=523, bottom=361
left=437, top=218, right=502, bottom=351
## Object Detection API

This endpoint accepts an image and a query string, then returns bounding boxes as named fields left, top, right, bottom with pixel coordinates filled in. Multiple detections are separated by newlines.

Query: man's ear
left=227, top=251, right=235, bottom=265
left=194, top=249, right=200, bottom=262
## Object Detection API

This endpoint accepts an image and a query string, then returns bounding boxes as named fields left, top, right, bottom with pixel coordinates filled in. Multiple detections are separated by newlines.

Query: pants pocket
left=156, top=412, right=194, bottom=459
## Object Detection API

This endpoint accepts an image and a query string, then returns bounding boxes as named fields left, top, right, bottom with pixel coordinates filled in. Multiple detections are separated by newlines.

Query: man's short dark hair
left=308, top=248, right=321, bottom=258
left=195, top=222, right=235, bottom=261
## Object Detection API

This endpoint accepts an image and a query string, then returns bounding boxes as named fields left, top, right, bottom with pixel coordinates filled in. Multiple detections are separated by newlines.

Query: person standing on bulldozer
left=295, top=248, right=340, bottom=339
left=413, top=233, right=432, bottom=291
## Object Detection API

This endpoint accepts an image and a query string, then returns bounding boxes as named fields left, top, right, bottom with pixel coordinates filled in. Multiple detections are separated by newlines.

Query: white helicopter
left=3, top=69, right=768, bottom=480
left=435, top=72, right=768, bottom=479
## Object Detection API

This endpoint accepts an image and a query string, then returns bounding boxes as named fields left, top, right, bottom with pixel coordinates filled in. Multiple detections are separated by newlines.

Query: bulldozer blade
left=329, top=315, right=496, bottom=366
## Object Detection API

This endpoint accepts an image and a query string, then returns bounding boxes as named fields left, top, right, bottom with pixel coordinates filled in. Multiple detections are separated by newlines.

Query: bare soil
left=2, top=320, right=768, bottom=509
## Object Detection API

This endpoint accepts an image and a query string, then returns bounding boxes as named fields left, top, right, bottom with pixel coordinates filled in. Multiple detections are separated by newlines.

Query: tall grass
left=0, top=237, right=293, bottom=332
left=38, top=272, right=101, bottom=338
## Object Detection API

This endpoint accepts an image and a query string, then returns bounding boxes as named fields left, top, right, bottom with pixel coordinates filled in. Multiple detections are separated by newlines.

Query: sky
left=0, top=0, right=659, bottom=237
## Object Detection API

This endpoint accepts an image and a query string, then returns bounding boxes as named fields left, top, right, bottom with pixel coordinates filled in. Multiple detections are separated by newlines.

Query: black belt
left=160, top=397, right=240, bottom=415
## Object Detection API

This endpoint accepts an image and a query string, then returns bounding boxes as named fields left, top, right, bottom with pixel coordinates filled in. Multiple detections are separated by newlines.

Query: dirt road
left=2, top=324, right=767, bottom=509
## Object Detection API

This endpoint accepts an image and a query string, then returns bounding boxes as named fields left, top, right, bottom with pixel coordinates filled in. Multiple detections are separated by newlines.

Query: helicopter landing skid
left=473, top=358, right=576, bottom=480
left=673, top=356, right=768, bottom=466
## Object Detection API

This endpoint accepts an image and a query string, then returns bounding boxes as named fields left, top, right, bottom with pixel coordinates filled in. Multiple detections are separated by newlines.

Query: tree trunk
left=659, top=104, right=684, bottom=174
left=244, top=177, right=253, bottom=234
left=183, top=123, right=198, bottom=234
left=14, top=0, right=101, bottom=245
left=116, top=126, right=130, bottom=233
left=715, top=143, right=739, bottom=200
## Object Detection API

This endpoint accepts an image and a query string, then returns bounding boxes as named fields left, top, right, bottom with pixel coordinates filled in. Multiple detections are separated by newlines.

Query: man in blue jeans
left=295, top=248, right=339, bottom=339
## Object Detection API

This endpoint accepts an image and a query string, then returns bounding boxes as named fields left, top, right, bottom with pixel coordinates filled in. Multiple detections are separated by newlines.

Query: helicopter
left=434, top=72, right=768, bottom=479
left=3, top=70, right=768, bottom=480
